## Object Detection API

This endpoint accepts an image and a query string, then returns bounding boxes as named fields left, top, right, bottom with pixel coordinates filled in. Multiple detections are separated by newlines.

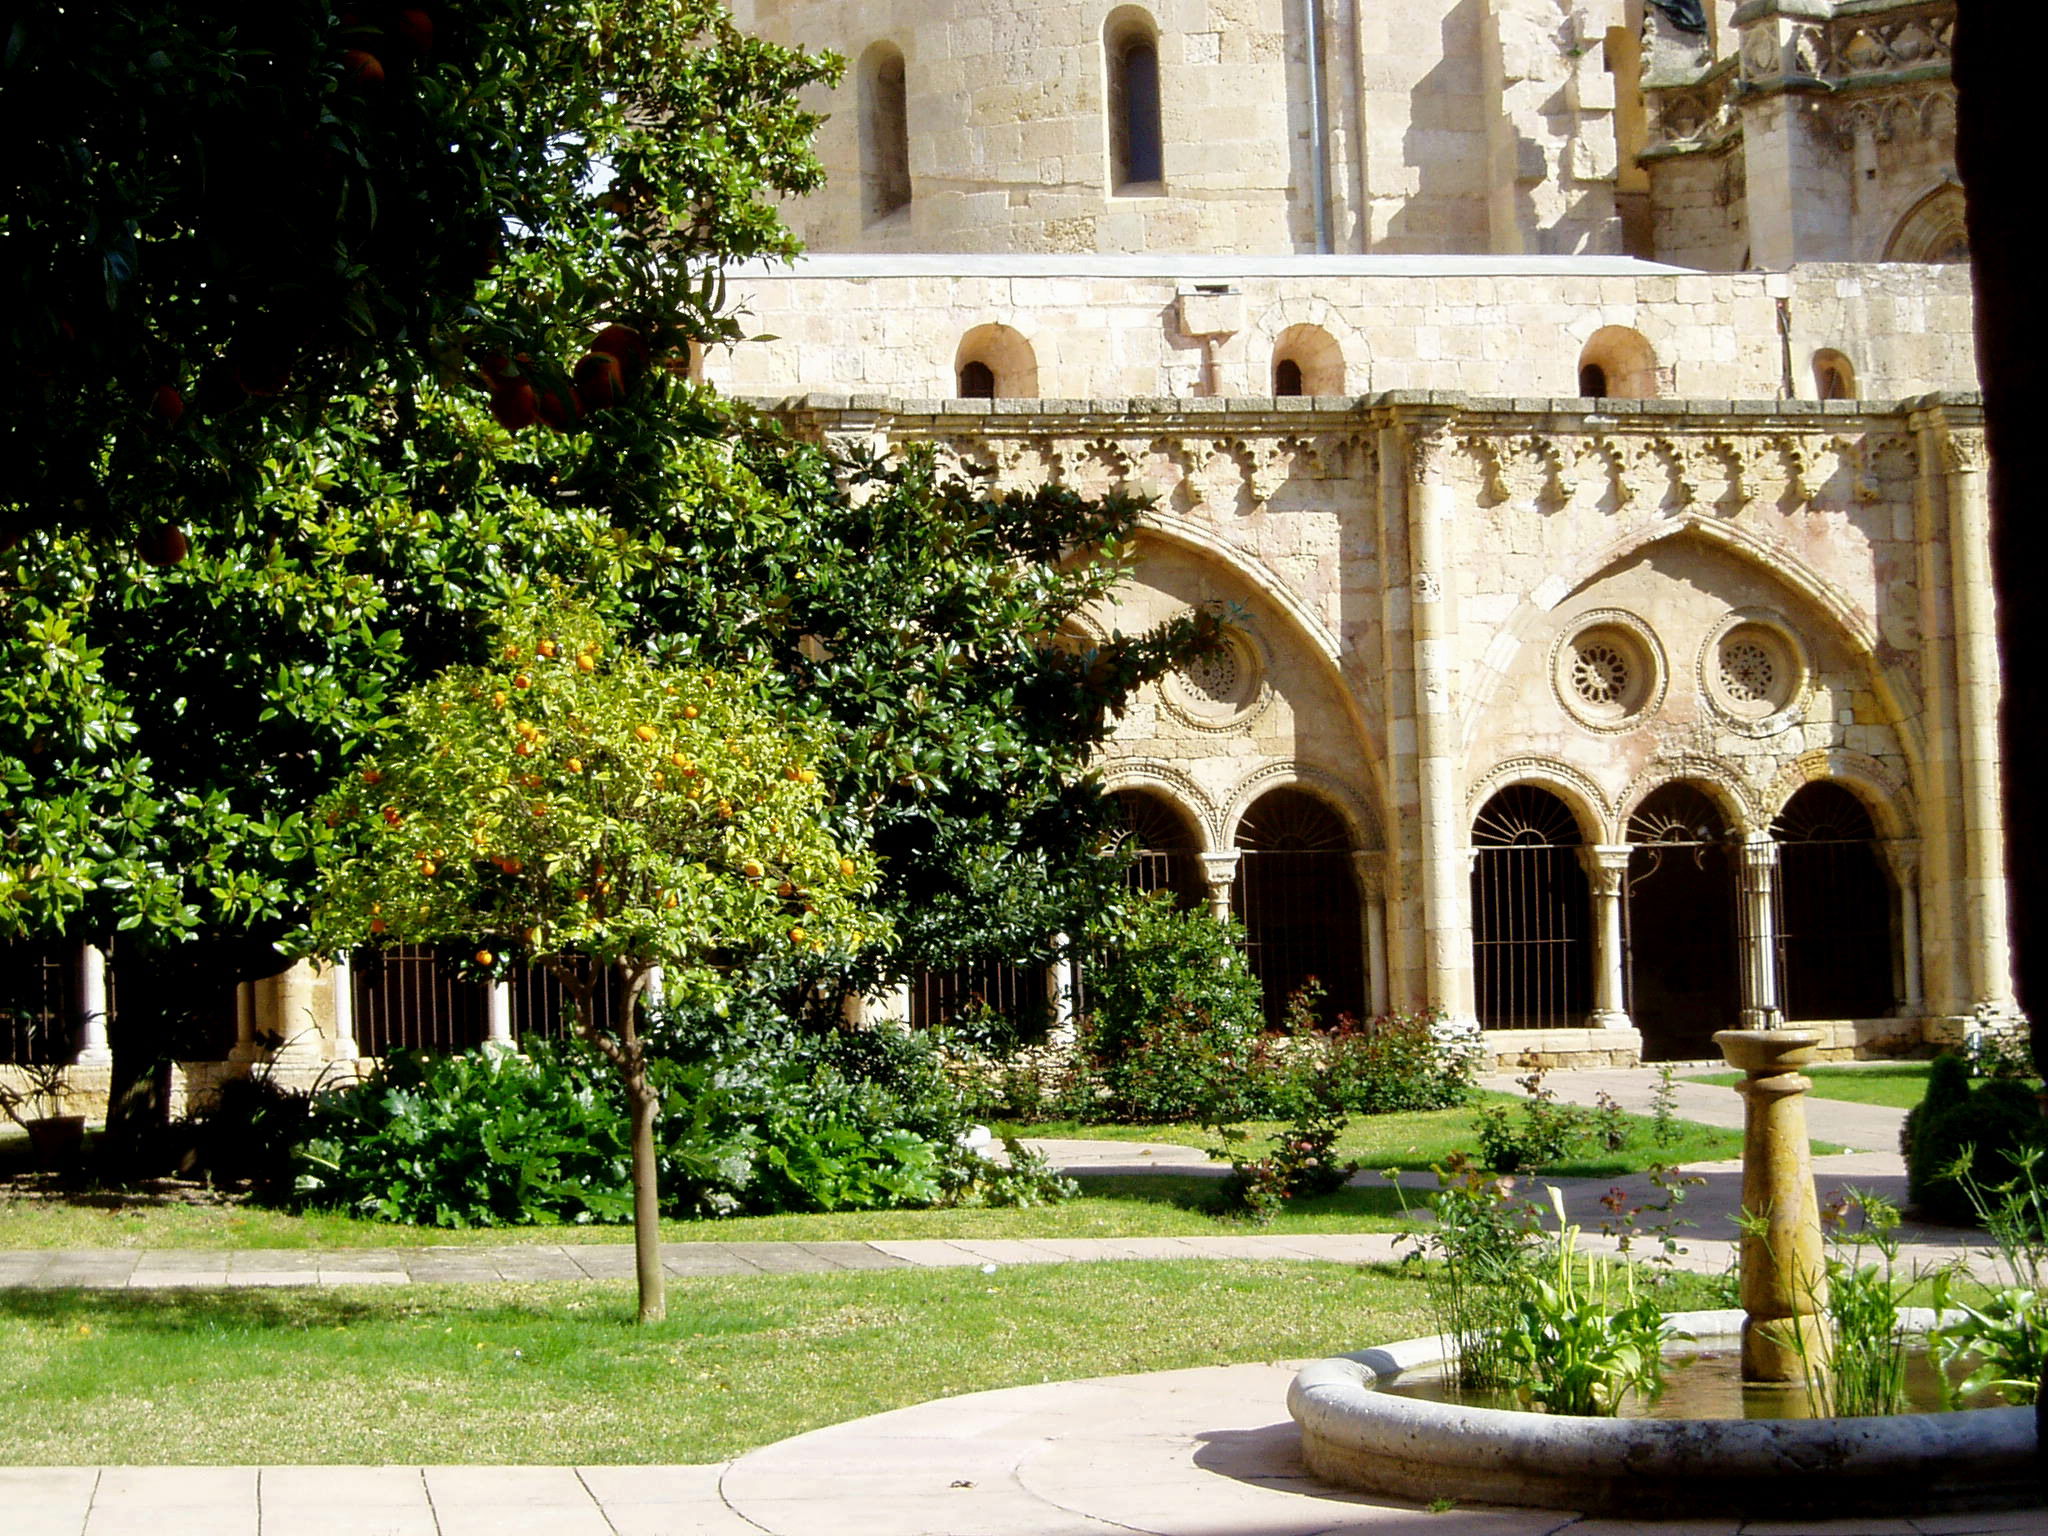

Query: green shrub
left=1306, top=1009, right=1476, bottom=1116
left=1903, top=1051, right=1972, bottom=1195
left=1911, top=1077, right=2048, bottom=1225
left=288, top=998, right=1002, bottom=1227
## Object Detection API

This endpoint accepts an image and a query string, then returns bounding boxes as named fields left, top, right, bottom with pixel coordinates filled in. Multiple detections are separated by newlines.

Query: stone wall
left=713, top=255, right=1975, bottom=402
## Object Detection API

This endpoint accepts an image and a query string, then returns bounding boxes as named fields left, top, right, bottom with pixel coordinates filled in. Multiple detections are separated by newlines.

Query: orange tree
left=303, top=600, right=881, bottom=1323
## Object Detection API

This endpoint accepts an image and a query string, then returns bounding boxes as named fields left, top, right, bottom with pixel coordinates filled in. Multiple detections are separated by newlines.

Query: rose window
left=1720, top=639, right=1775, bottom=703
left=1182, top=649, right=1240, bottom=705
left=1571, top=641, right=1631, bottom=707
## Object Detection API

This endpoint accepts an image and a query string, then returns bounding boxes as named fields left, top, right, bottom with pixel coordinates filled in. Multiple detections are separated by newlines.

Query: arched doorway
left=1470, top=786, right=1592, bottom=1029
left=1111, top=788, right=1205, bottom=910
left=1232, top=787, right=1363, bottom=1027
left=1773, top=782, right=1894, bottom=1021
left=1626, top=783, right=1740, bottom=1061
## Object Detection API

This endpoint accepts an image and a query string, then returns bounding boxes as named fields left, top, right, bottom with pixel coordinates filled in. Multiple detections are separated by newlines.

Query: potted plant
left=0, top=1062, right=86, bottom=1171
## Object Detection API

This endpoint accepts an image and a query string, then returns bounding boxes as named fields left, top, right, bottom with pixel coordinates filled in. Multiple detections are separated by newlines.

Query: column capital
left=1739, top=831, right=1780, bottom=873
left=1941, top=429, right=1989, bottom=477
left=1198, top=849, right=1241, bottom=890
left=1579, top=844, right=1633, bottom=894
left=1349, top=848, right=1387, bottom=897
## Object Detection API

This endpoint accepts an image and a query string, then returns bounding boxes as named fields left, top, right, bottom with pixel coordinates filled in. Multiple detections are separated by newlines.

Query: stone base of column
left=69, top=1047, right=113, bottom=1068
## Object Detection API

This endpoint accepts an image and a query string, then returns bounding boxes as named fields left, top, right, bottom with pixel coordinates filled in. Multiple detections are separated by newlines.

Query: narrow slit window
left=859, top=44, right=912, bottom=223
left=1107, top=16, right=1164, bottom=190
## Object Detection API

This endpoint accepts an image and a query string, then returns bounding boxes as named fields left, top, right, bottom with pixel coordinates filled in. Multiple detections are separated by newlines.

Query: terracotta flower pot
left=24, top=1114, right=86, bottom=1171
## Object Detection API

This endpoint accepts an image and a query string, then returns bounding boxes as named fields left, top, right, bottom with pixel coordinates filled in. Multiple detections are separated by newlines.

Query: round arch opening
left=1626, top=782, right=1739, bottom=1062
left=1470, top=785, right=1593, bottom=1030
left=954, top=324, right=1038, bottom=399
left=1111, top=787, right=1206, bottom=911
left=1272, top=324, right=1345, bottom=396
left=1577, top=326, right=1660, bottom=400
left=1232, top=787, right=1364, bottom=1028
left=1773, top=781, right=1896, bottom=1021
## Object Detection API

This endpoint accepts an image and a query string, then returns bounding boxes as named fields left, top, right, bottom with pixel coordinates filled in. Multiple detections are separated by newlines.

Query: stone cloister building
left=0, top=0, right=2004, bottom=1103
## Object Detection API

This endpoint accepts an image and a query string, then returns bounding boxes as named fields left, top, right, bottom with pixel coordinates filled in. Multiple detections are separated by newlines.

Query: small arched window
left=1270, top=324, right=1345, bottom=396
left=954, top=324, right=1038, bottom=398
left=1105, top=9, right=1164, bottom=190
left=1577, top=327, right=1658, bottom=400
left=859, top=43, right=912, bottom=224
left=1812, top=349, right=1856, bottom=401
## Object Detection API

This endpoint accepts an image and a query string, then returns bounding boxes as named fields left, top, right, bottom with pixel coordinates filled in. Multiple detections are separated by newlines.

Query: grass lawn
left=0, top=1174, right=1415, bottom=1251
left=1006, top=1091, right=1747, bottom=1179
left=0, top=1262, right=1435, bottom=1464
left=0, top=1259, right=1738, bottom=1465
left=1685, top=1062, right=1933, bottom=1109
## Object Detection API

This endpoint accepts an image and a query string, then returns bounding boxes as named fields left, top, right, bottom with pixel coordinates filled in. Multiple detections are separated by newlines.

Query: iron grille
left=1233, top=788, right=1363, bottom=1027
left=0, top=939, right=77, bottom=1065
left=349, top=946, right=489, bottom=1056
left=1470, top=786, right=1590, bottom=1029
left=1773, top=783, right=1893, bottom=1020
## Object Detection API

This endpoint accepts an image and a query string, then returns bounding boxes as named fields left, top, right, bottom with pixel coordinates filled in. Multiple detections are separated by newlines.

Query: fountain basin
left=1288, top=1308, right=2036, bottom=1517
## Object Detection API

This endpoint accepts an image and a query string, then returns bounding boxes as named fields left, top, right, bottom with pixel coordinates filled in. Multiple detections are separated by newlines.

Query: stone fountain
left=1288, top=1027, right=2038, bottom=1517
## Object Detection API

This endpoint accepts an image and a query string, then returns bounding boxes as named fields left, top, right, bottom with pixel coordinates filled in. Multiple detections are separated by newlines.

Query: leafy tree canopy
left=1, top=0, right=834, bottom=547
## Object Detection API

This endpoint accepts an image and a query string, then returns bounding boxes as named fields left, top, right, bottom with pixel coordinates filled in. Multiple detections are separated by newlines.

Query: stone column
left=1890, top=843, right=1924, bottom=1018
left=1737, top=833, right=1784, bottom=1031
left=1047, top=935, right=1077, bottom=1041
left=1404, top=416, right=1475, bottom=1025
left=1941, top=426, right=2018, bottom=1018
left=330, top=953, right=360, bottom=1063
left=230, top=979, right=264, bottom=1063
left=485, top=979, right=516, bottom=1054
left=1579, top=846, right=1634, bottom=1031
left=1716, top=1027, right=1831, bottom=1385
left=73, top=942, right=112, bottom=1066
left=1199, top=850, right=1242, bottom=924
left=1351, top=851, right=1390, bottom=1019
left=643, top=966, right=667, bottom=1010
left=264, top=960, right=329, bottom=1066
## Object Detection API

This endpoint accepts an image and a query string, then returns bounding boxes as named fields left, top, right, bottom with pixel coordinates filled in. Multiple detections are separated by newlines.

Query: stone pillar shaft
left=1717, top=1027, right=1831, bottom=1385
left=1737, top=834, right=1783, bottom=1030
left=1353, top=852, right=1391, bottom=1020
left=1405, top=419, right=1473, bottom=1023
left=73, top=942, right=112, bottom=1066
left=485, top=980, right=516, bottom=1053
left=1580, top=846, right=1633, bottom=1029
left=330, top=953, right=360, bottom=1062
left=1942, top=430, right=2016, bottom=1015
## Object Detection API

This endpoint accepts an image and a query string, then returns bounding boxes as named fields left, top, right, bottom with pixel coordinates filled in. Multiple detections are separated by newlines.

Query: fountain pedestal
left=1715, top=1027, right=1832, bottom=1385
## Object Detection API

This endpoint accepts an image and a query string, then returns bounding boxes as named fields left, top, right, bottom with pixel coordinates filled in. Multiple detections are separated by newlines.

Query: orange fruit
left=682, top=705, right=699, bottom=719
left=634, top=724, right=656, bottom=742
left=361, top=768, right=383, bottom=786
left=538, top=639, right=558, bottom=658
left=839, top=858, right=858, bottom=882
left=514, top=673, right=531, bottom=689
left=492, top=690, right=508, bottom=708
left=742, top=860, right=764, bottom=880
left=475, top=950, right=495, bottom=967
left=576, top=654, right=595, bottom=673
left=565, top=758, right=583, bottom=774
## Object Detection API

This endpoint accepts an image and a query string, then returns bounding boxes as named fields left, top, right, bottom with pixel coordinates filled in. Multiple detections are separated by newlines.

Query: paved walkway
left=11, top=1364, right=2047, bottom=1536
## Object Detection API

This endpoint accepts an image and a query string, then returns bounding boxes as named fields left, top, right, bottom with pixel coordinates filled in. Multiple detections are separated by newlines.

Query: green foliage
left=1494, top=1188, right=1673, bottom=1416
left=1909, top=1076, right=2047, bottom=1223
left=1929, top=1278, right=2048, bottom=1407
left=1393, top=1153, right=1543, bottom=1389
left=1079, top=895, right=1265, bottom=1063
left=289, top=1009, right=996, bottom=1227
left=1472, top=1067, right=1597, bottom=1173
left=1299, top=1008, right=1477, bottom=1117
left=306, top=598, right=881, bottom=985
left=955, top=1140, right=1083, bottom=1210
left=5, top=0, right=835, bottom=545
left=1817, top=1190, right=1913, bottom=1417
left=1208, top=1105, right=1360, bottom=1224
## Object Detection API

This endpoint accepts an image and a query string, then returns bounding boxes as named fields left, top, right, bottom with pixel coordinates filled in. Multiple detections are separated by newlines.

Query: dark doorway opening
left=1626, top=783, right=1739, bottom=1061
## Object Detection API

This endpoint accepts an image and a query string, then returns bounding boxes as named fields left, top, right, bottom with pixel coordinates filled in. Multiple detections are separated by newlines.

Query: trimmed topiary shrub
left=1903, top=1051, right=1974, bottom=1205
left=1910, top=1076, right=2048, bottom=1224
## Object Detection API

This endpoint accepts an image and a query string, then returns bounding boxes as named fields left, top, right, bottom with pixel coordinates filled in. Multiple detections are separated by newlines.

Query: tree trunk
left=627, top=1071, right=666, bottom=1324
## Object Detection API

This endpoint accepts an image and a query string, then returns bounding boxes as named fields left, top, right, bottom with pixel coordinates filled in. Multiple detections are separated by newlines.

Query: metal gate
left=1470, top=786, right=1591, bottom=1029
left=350, top=946, right=490, bottom=1056
left=1232, top=788, right=1363, bottom=1027
left=1626, top=783, right=1740, bottom=1062
left=1773, top=782, right=1894, bottom=1020
left=0, top=939, right=81, bottom=1065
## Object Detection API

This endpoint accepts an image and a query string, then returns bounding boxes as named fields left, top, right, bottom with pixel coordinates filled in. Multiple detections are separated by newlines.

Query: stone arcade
left=0, top=0, right=2007, bottom=1103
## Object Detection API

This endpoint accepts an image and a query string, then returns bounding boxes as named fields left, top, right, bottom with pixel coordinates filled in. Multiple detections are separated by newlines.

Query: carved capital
left=1198, top=850, right=1242, bottom=891
left=1942, top=430, right=1988, bottom=475
left=1579, top=844, right=1633, bottom=896
left=1404, top=420, right=1458, bottom=487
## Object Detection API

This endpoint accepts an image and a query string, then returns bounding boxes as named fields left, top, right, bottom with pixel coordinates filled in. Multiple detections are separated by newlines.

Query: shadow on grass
left=1068, top=1171, right=1411, bottom=1223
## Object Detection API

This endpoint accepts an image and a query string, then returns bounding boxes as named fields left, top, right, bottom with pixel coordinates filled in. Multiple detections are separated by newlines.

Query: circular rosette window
left=1702, top=615, right=1807, bottom=732
left=1551, top=613, right=1665, bottom=732
left=1161, top=628, right=1270, bottom=732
